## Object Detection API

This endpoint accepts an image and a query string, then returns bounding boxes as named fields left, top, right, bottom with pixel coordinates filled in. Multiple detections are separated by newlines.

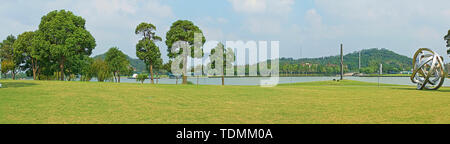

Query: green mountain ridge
left=279, top=48, right=413, bottom=74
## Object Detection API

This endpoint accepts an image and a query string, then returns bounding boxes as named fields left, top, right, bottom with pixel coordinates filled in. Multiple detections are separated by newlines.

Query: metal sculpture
left=411, top=48, right=446, bottom=90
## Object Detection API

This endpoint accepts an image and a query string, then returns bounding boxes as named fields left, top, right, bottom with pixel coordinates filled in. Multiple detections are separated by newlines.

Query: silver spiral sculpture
left=411, top=48, right=446, bottom=90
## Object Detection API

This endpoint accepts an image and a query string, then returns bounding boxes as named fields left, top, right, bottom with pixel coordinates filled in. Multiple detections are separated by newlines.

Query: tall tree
left=135, top=22, right=162, bottom=84
left=165, top=20, right=205, bottom=84
left=13, top=32, right=34, bottom=79
left=209, top=42, right=235, bottom=85
left=13, top=31, right=50, bottom=80
left=79, top=55, right=94, bottom=82
left=91, top=58, right=111, bottom=82
left=105, top=47, right=130, bottom=83
left=136, top=39, right=161, bottom=84
left=0, top=35, right=19, bottom=79
left=38, top=10, right=96, bottom=81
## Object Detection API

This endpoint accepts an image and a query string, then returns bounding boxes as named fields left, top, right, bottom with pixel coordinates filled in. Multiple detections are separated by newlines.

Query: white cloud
left=146, top=0, right=173, bottom=18
left=228, top=0, right=294, bottom=34
left=245, top=18, right=282, bottom=34
left=228, top=0, right=294, bottom=15
left=228, top=0, right=267, bottom=14
left=92, top=0, right=138, bottom=15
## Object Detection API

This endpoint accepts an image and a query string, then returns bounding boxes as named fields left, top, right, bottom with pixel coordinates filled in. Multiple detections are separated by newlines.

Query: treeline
left=279, top=48, right=413, bottom=75
left=1, top=10, right=96, bottom=81
left=0, top=10, right=134, bottom=82
left=0, top=9, right=223, bottom=85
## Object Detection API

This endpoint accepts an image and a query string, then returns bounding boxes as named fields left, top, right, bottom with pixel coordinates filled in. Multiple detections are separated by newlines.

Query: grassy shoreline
left=0, top=80, right=449, bottom=124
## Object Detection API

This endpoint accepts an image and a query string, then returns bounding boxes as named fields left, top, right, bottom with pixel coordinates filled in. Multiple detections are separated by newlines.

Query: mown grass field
left=0, top=80, right=449, bottom=124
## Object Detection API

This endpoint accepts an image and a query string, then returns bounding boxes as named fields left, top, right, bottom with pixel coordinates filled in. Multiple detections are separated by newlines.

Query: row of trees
left=1, top=9, right=234, bottom=85
left=0, top=10, right=133, bottom=82
left=134, top=20, right=236, bottom=85
left=1, top=10, right=96, bottom=81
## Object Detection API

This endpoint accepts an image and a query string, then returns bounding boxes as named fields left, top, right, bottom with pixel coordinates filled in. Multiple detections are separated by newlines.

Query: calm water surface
left=115, top=76, right=450, bottom=87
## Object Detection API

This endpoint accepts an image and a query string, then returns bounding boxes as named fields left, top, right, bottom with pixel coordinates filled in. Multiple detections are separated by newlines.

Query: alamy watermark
left=170, top=33, right=279, bottom=87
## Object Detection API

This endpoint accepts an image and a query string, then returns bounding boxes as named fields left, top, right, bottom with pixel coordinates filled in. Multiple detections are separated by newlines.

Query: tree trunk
left=37, top=68, right=41, bottom=80
left=60, top=58, right=65, bottom=81
left=156, top=73, right=159, bottom=84
left=150, top=65, right=154, bottom=84
left=222, top=75, right=225, bottom=86
left=118, top=72, right=121, bottom=83
left=182, top=55, right=188, bottom=84
left=114, top=72, right=118, bottom=83
left=31, top=59, right=36, bottom=80
left=12, top=68, right=16, bottom=80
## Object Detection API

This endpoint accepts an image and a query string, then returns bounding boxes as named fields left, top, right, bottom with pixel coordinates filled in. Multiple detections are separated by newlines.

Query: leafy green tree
left=105, top=47, right=130, bottom=83
left=162, top=60, right=173, bottom=73
left=0, top=35, right=19, bottom=79
left=13, top=31, right=50, bottom=80
left=1, top=60, right=14, bottom=78
left=135, top=22, right=162, bottom=84
left=91, top=58, right=111, bottom=82
left=13, top=32, right=34, bottom=79
left=79, top=55, right=94, bottom=81
left=38, top=10, right=96, bottom=81
left=209, top=42, right=235, bottom=85
left=136, top=74, right=148, bottom=84
left=165, top=20, right=205, bottom=84
left=135, top=22, right=162, bottom=41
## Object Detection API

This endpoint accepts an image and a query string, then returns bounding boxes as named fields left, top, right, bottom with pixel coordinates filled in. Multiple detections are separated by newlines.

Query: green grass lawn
left=0, top=80, right=449, bottom=124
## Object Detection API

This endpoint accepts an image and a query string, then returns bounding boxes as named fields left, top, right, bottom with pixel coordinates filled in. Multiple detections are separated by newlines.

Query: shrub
left=136, top=74, right=148, bottom=84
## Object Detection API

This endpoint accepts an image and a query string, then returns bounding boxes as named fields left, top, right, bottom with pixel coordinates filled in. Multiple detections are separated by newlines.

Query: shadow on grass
left=1, top=82, right=38, bottom=88
left=390, top=87, right=450, bottom=93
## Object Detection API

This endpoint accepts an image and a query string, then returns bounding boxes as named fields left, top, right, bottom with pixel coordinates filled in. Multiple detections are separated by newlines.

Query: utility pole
left=378, top=63, right=382, bottom=87
left=340, top=44, right=344, bottom=80
left=380, top=64, right=383, bottom=75
left=359, top=51, right=361, bottom=73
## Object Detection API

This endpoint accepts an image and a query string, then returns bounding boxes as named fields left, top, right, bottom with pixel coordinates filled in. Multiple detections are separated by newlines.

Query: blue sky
left=0, top=0, right=449, bottom=63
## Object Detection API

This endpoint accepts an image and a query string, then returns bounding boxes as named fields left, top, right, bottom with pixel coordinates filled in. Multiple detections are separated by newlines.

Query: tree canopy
left=0, top=35, right=19, bottom=79
left=165, top=20, right=205, bottom=59
left=38, top=10, right=96, bottom=81
left=135, top=22, right=162, bottom=41
left=209, top=42, right=235, bottom=85
left=135, top=22, right=162, bottom=84
left=105, top=47, right=130, bottom=83
left=165, top=20, right=205, bottom=84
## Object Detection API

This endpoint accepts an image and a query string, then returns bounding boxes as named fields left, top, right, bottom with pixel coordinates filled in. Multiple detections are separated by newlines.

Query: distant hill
left=279, top=48, right=413, bottom=74
left=93, top=53, right=148, bottom=73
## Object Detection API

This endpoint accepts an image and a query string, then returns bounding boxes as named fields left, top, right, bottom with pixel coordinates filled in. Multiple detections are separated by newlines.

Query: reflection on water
left=112, top=77, right=450, bottom=86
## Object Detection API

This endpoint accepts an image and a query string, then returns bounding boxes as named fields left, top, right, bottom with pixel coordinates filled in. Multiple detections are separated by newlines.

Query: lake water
left=116, top=76, right=450, bottom=87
